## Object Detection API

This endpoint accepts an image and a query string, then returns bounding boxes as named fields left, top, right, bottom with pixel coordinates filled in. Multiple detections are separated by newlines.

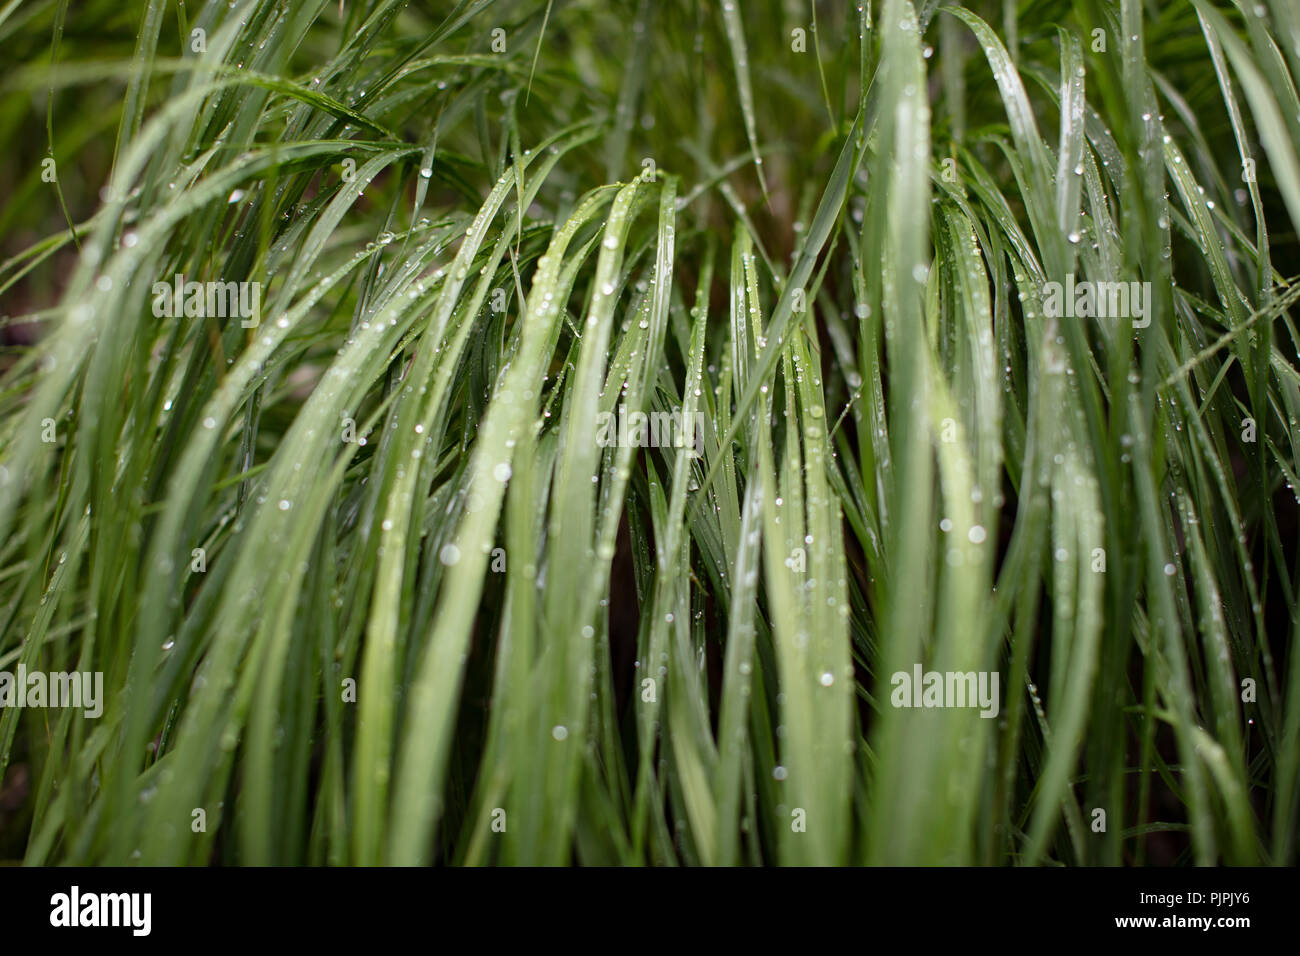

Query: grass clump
left=0, top=0, right=1298, bottom=866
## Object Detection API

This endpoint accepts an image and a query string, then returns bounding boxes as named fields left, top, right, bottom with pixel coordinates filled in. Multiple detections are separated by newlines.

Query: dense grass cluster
left=1, top=0, right=1298, bottom=865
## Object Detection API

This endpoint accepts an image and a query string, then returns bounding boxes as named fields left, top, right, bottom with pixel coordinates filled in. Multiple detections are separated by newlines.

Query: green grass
left=0, top=0, right=1298, bottom=866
